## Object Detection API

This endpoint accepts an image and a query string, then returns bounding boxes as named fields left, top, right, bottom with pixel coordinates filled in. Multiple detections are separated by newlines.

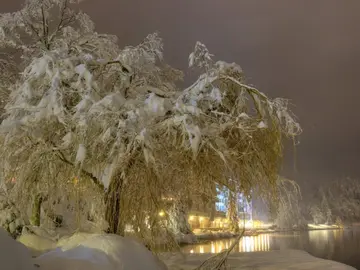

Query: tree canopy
left=0, top=0, right=301, bottom=249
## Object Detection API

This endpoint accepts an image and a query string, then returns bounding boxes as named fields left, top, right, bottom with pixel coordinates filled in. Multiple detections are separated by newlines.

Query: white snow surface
left=0, top=228, right=36, bottom=270
left=34, top=233, right=168, bottom=270
left=163, top=250, right=356, bottom=270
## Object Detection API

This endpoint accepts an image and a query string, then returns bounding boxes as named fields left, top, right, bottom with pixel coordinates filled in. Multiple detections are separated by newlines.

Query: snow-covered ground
left=2, top=228, right=167, bottom=270
left=2, top=227, right=354, bottom=270
left=162, top=250, right=356, bottom=270
left=0, top=228, right=37, bottom=270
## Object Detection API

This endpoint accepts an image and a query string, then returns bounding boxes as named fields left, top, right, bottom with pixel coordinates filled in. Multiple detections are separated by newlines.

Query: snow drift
left=0, top=228, right=36, bottom=270
left=34, top=233, right=168, bottom=270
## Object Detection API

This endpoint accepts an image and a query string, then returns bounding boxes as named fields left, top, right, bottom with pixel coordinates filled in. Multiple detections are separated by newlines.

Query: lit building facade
left=188, top=186, right=253, bottom=230
left=215, top=187, right=253, bottom=221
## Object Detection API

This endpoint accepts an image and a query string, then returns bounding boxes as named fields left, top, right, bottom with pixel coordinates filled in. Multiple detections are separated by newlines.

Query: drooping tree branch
left=54, top=147, right=104, bottom=190
left=48, top=0, right=77, bottom=45
left=41, top=6, right=49, bottom=49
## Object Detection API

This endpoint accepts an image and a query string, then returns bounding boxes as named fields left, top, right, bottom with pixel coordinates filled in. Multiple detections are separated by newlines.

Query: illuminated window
left=216, top=201, right=227, bottom=212
left=216, top=187, right=228, bottom=212
left=214, top=185, right=252, bottom=217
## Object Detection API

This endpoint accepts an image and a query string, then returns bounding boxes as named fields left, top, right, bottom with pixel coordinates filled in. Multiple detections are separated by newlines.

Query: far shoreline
left=178, top=224, right=345, bottom=245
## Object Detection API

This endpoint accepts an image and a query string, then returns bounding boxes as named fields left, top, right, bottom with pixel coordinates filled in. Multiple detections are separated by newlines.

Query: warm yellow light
left=189, top=216, right=194, bottom=221
left=211, top=243, right=215, bottom=253
left=159, top=211, right=165, bottom=217
left=199, top=217, right=204, bottom=222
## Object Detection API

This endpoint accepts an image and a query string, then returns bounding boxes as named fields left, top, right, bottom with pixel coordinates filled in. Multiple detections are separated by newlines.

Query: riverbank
left=162, top=249, right=356, bottom=270
left=7, top=228, right=357, bottom=270
left=186, top=223, right=342, bottom=244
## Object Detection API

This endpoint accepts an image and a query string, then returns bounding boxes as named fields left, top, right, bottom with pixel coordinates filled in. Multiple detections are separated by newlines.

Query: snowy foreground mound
left=34, top=233, right=168, bottom=270
left=0, top=228, right=36, bottom=270
left=2, top=228, right=167, bottom=270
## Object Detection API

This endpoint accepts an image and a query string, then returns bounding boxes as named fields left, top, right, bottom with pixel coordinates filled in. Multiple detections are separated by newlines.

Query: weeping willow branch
left=194, top=229, right=245, bottom=270
left=55, top=149, right=104, bottom=190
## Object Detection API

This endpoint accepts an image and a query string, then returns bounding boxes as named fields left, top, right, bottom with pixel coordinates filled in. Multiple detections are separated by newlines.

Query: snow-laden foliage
left=0, top=54, right=18, bottom=118
left=0, top=0, right=301, bottom=249
left=0, top=0, right=118, bottom=62
left=313, top=177, right=360, bottom=223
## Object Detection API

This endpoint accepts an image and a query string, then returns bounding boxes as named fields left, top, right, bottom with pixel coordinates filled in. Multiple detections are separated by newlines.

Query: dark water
left=181, top=229, right=360, bottom=269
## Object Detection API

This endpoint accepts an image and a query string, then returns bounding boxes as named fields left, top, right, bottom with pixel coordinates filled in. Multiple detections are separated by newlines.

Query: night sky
left=3, top=0, right=360, bottom=193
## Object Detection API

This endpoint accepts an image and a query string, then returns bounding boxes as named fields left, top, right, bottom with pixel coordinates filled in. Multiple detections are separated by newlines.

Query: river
left=181, top=229, right=360, bottom=269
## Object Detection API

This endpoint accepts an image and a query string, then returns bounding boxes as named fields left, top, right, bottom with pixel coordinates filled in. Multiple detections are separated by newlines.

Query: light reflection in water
left=183, top=234, right=271, bottom=254
left=211, top=243, right=215, bottom=253
left=181, top=229, right=360, bottom=269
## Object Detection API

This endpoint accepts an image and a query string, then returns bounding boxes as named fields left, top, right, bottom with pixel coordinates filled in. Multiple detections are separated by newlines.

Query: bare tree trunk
left=105, top=176, right=125, bottom=236
left=209, top=185, right=217, bottom=223
left=30, top=194, right=43, bottom=226
left=268, top=200, right=279, bottom=224
left=169, top=196, right=193, bottom=235
left=227, top=191, right=239, bottom=233
left=209, top=201, right=216, bottom=222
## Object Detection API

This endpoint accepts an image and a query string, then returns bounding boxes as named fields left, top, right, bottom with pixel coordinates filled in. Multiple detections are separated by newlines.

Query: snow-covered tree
left=319, top=188, right=332, bottom=224
left=226, top=191, right=240, bottom=233
left=0, top=0, right=301, bottom=248
left=321, top=177, right=360, bottom=223
left=309, top=205, right=326, bottom=225
left=306, top=178, right=360, bottom=225
left=0, top=0, right=124, bottom=232
left=0, top=0, right=119, bottom=58
left=271, top=177, right=305, bottom=229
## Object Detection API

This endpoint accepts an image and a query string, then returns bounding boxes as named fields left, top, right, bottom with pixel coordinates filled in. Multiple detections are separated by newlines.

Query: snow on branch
left=1, top=34, right=301, bottom=194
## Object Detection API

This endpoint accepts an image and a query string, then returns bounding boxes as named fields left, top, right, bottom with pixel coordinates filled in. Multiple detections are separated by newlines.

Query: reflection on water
left=184, top=234, right=271, bottom=254
left=181, top=229, right=360, bottom=269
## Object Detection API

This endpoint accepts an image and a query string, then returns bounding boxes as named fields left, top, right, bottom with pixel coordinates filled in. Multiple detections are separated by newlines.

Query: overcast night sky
left=2, top=0, right=360, bottom=193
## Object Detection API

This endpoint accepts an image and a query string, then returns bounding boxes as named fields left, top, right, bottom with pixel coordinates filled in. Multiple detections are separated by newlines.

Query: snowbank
left=0, top=228, right=36, bottom=270
left=18, top=232, right=56, bottom=256
left=193, top=229, right=235, bottom=241
left=307, top=224, right=340, bottom=230
left=17, top=226, right=58, bottom=256
left=175, top=233, right=197, bottom=244
left=35, top=233, right=168, bottom=270
left=163, top=249, right=356, bottom=270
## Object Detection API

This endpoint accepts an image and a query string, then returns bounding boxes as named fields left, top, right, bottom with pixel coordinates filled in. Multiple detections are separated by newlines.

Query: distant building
left=215, top=187, right=253, bottom=221
left=188, top=186, right=253, bottom=230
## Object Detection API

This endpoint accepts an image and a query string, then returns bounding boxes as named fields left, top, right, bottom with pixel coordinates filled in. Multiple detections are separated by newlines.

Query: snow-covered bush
left=35, top=233, right=168, bottom=270
left=0, top=0, right=301, bottom=250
